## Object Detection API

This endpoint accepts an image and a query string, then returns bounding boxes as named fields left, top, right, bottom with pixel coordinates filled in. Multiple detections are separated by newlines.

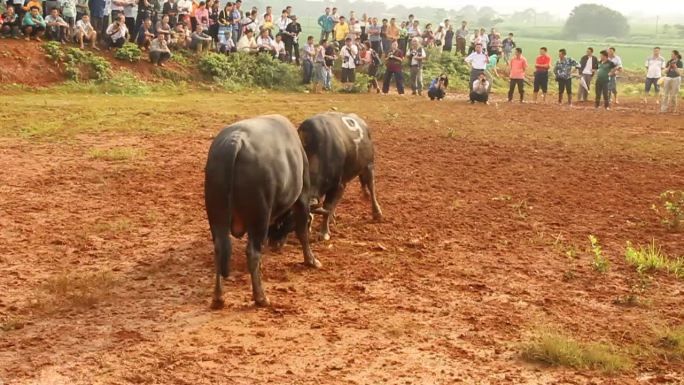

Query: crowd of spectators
left=0, top=0, right=681, bottom=112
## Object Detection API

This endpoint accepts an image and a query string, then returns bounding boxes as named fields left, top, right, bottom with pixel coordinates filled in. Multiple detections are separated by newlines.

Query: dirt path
left=0, top=94, right=683, bottom=384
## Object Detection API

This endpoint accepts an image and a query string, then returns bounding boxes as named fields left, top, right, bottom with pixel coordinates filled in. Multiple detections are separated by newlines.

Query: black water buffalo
left=298, top=112, right=382, bottom=241
left=204, top=115, right=321, bottom=309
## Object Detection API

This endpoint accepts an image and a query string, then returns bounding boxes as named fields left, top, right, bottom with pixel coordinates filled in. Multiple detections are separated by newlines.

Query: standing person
left=302, top=35, right=315, bottom=84
left=595, top=50, right=617, bottom=110
left=607, top=47, right=623, bottom=104
left=162, top=0, right=178, bottom=27
left=501, top=32, right=515, bottom=64
left=388, top=18, right=401, bottom=53
left=488, top=33, right=502, bottom=60
left=508, top=47, right=528, bottom=103
left=407, top=19, right=420, bottom=42
left=317, top=7, right=332, bottom=42
left=479, top=27, right=488, bottom=54
left=364, top=41, right=381, bottom=93
left=578, top=47, right=598, bottom=102
left=276, top=8, right=288, bottom=36
left=382, top=40, right=404, bottom=95
left=464, top=42, right=488, bottom=91
left=282, top=14, right=300, bottom=63
left=340, top=37, right=358, bottom=92
left=407, top=38, right=425, bottom=96
left=60, top=0, right=77, bottom=35
left=533, top=47, right=551, bottom=103
left=368, top=17, right=382, bottom=55
left=455, top=20, right=467, bottom=56
left=644, top=47, right=666, bottom=104
left=443, top=25, right=454, bottom=53
left=554, top=48, right=579, bottom=105
left=380, top=18, right=390, bottom=54
left=122, top=0, right=136, bottom=41
left=468, top=29, right=480, bottom=54
left=323, top=38, right=336, bottom=90
left=360, top=13, right=368, bottom=42
left=75, top=0, right=89, bottom=21
left=661, top=50, right=682, bottom=113
left=135, top=0, right=152, bottom=36
left=89, top=0, right=106, bottom=40
left=333, top=15, right=348, bottom=47
left=230, top=0, right=241, bottom=44
left=193, top=1, right=208, bottom=33
left=470, top=72, right=490, bottom=104
left=312, top=38, right=327, bottom=93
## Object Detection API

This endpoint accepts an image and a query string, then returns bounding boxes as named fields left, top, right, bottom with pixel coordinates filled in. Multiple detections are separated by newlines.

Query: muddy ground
left=0, top=92, right=683, bottom=385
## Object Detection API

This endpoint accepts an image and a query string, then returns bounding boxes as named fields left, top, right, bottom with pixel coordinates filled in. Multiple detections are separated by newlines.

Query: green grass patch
left=0, top=315, right=26, bottom=332
left=88, top=147, right=145, bottom=161
left=93, top=217, right=135, bottom=234
left=657, top=325, right=684, bottom=361
left=626, top=240, right=684, bottom=279
left=521, top=328, right=632, bottom=373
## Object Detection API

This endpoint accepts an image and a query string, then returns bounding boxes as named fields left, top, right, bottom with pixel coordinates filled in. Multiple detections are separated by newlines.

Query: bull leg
left=320, top=185, right=345, bottom=241
left=210, top=225, right=231, bottom=310
left=294, top=198, right=322, bottom=268
left=247, top=227, right=270, bottom=307
left=360, top=164, right=383, bottom=220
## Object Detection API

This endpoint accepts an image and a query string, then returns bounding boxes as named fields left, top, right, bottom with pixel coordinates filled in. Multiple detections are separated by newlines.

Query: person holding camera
left=105, top=13, right=128, bottom=49
left=382, top=40, right=405, bottom=95
left=407, top=37, right=425, bottom=96
left=428, top=74, right=448, bottom=101
left=470, top=72, right=490, bottom=104
left=340, top=37, right=358, bottom=92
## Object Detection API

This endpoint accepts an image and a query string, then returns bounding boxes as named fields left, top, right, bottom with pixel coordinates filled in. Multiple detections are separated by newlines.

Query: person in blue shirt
left=317, top=7, right=333, bottom=42
left=427, top=73, right=448, bottom=101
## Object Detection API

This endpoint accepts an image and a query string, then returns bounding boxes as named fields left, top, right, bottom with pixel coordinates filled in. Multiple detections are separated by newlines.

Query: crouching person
left=22, top=6, right=46, bottom=41
left=74, top=14, right=98, bottom=49
left=190, top=23, right=212, bottom=53
left=1, top=7, right=21, bottom=38
left=105, top=14, right=128, bottom=49
left=427, top=73, right=448, bottom=100
left=470, top=72, right=490, bottom=104
left=149, top=35, right=172, bottom=66
left=45, top=7, right=69, bottom=43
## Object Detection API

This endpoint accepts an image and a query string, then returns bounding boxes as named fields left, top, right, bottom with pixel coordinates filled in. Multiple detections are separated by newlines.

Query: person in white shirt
left=644, top=46, right=666, bottom=103
left=177, top=0, right=192, bottom=28
left=276, top=9, right=289, bottom=35
left=578, top=47, right=597, bottom=102
left=608, top=47, right=623, bottom=104
left=236, top=28, right=257, bottom=53
left=256, top=28, right=275, bottom=55
left=339, top=37, right=358, bottom=91
left=470, top=72, right=490, bottom=104
left=105, top=14, right=128, bottom=49
left=464, top=42, right=488, bottom=91
left=407, top=38, right=426, bottom=96
left=74, top=14, right=98, bottom=49
left=274, top=33, right=287, bottom=61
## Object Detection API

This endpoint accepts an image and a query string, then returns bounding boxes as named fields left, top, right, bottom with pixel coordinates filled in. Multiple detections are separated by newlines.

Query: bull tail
left=205, top=133, right=243, bottom=279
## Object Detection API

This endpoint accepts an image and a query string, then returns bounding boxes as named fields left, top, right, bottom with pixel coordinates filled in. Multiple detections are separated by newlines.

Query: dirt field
left=0, top=91, right=683, bottom=385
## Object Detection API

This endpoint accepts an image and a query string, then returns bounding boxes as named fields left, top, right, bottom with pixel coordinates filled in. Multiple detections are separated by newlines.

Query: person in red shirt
left=533, top=47, right=551, bottom=103
left=382, top=40, right=405, bottom=94
left=508, top=47, right=528, bottom=103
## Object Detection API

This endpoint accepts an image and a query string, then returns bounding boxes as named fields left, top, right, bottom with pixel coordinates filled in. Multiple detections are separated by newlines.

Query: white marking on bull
left=342, top=117, right=364, bottom=154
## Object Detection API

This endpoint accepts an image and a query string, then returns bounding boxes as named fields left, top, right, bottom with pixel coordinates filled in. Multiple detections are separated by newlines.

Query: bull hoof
left=319, top=232, right=331, bottom=242
left=373, top=211, right=383, bottom=221
left=306, top=258, right=323, bottom=269
left=210, top=298, right=225, bottom=310
left=255, top=296, right=271, bottom=307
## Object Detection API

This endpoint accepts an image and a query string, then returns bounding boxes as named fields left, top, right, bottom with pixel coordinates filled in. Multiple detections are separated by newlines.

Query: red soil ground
left=0, top=92, right=682, bottom=384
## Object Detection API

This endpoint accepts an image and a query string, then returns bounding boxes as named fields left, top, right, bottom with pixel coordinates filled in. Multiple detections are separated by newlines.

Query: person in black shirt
left=162, top=0, right=179, bottom=27
left=443, top=25, right=453, bottom=52
left=283, top=14, right=301, bottom=64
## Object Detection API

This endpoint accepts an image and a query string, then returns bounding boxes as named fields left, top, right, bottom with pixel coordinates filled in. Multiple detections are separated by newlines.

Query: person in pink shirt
left=194, top=1, right=210, bottom=33
left=508, top=47, right=528, bottom=103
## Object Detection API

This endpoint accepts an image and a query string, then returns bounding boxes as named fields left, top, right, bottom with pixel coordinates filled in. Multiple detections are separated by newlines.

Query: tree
left=563, top=4, right=630, bottom=38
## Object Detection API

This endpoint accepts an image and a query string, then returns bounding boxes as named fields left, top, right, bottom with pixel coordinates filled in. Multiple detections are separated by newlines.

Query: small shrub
left=115, top=42, right=143, bottom=62
left=653, top=191, right=684, bottom=232
left=625, top=240, right=684, bottom=279
left=521, top=328, right=632, bottom=373
left=589, top=235, right=610, bottom=273
left=657, top=325, right=684, bottom=360
left=198, top=52, right=301, bottom=90
left=97, top=70, right=150, bottom=95
left=42, top=41, right=64, bottom=62
left=63, top=47, right=113, bottom=81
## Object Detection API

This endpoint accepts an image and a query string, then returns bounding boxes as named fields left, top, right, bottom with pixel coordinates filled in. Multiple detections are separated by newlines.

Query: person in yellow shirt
left=23, top=0, right=42, bottom=13
left=333, top=15, right=349, bottom=47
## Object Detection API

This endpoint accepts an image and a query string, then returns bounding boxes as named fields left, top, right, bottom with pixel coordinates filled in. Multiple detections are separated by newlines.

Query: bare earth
left=0, top=92, right=683, bottom=385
